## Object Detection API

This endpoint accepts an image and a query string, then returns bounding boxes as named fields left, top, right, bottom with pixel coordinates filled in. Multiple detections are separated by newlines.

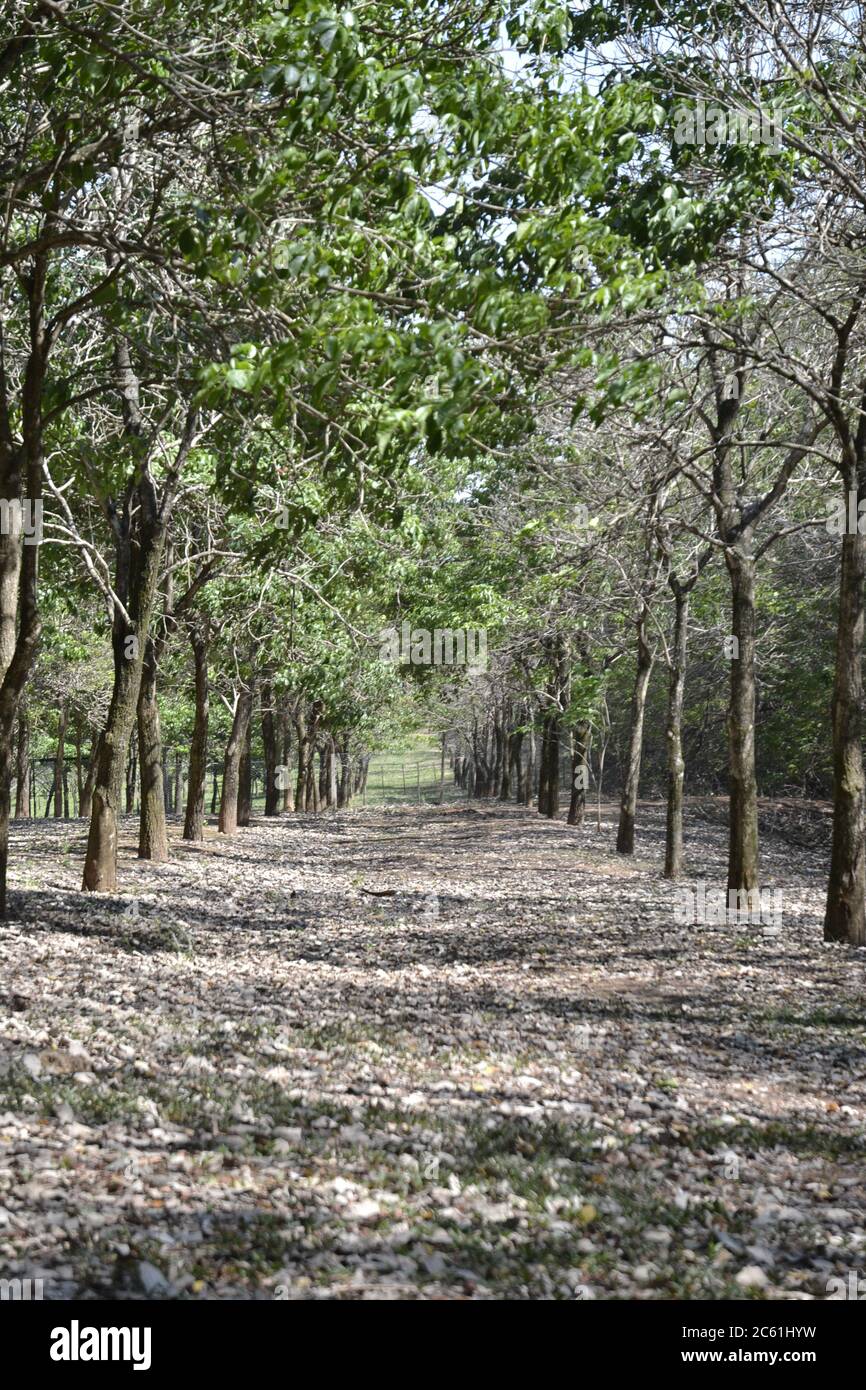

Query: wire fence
left=22, top=752, right=465, bottom=818
left=21, top=743, right=577, bottom=818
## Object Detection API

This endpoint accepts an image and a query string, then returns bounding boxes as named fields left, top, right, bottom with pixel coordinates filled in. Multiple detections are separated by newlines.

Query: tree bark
left=568, top=719, right=590, bottom=826
left=219, top=686, right=252, bottom=834
left=338, top=738, right=351, bottom=808
left=238, top=707, right=252, bottom=827
left=0, top=263, right=46, bottom=915
left=53, top=703, right=67, bottom=819
left=329, top=737, right=339, bottom=807
left=280, top=705, right=294, bottom=812
left=293, top=705, right=308, bottom=813
left=82, top=349, right=193, bottom=891
left=137, top=638, right=169, bottom=861
left=616, top=610, right=654, bottom=855
left=824, top=522, right=866, bottom=943
left=724, top=547, right=760, bottom=897
left=74, top=717, right=83, bottom=814
left=522, top=727, right=534, bottom=805
left=664, top=590, right=689, bottom=880
left=80, top=736, right=99, bottom=821
left=183, top=620, right=209, bottom=841
left=14, top=706, right=30, bottom=819
left=261, top=679, right=280, bottom=816
left=125, top=730, right=136, bottom=812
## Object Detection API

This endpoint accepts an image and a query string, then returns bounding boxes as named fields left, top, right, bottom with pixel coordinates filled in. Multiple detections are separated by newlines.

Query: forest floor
left=0, top=799, right=864, bottom=1301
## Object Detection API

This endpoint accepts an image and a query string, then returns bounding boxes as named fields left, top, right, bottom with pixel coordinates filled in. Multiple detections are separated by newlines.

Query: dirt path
left=0, top=803, right=863, bottom=1300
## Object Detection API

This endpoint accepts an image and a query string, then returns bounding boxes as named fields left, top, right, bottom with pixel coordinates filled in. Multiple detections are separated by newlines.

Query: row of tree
left=3, top=3, right=866, bottom=944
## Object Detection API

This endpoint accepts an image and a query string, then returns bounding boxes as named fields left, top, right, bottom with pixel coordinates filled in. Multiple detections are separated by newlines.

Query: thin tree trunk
left=539, top=711, right=560, bottom=818
left=238, top=701, right=253, bottom=827
left=326, top=735, right=338, bottom=808
left=568, top=719, right=590, bottom=826
left=522, top=728, right=534, bottom=805
left=183, top=620, right=209, bottom=841
left=80, top=736, right=99, bottom=821
left=137, top=639, right=169, bottom=861
left=510, top=729, right=524, bottom=804
left=724, top=548, right=759, bottom=897
left=824, top=522, right=866, bottom=943
left=53, top=703, right=67, bottom=819
left=0, top=267, right=46, bottom=916
left=499, top=720, right=511, bottom=801
left=664, top=590, right=689, bottom=880
left=74, top=718, right=83, bottom=814
left=304, top=703, right=322, bottom=811
left=14, top=706, right=30, bottom=819
left=616, top=612, right=654, bottom=854
left=82, top=342, right=182, bottom=893
left=294, top=706, right=308, bottom=813
left=218, top=686, right=252, bottom=835
left=439, top=733, right=446, bottom=805
left=125, top=730, right=136, bottom=812
left=262, top=679, right=280, bottom=816
left=338, top=739, right=351, bottom=808
left=281, top=706, right=294, bottom=812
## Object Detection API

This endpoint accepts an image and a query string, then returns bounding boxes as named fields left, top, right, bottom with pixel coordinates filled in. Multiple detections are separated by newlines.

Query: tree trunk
left=238, top=704, right=253, bottom=827
left=318, top=742, right=328, bottom=805
left=74, top=718, right=83, bottom=814
left=125, top=730, right=136, bottom=812
left=0, top=270, right=47, bottom=915
left=522, top=728, right=534, bottom=805
left=218, top=686, right=252, bottom=835
left=568, top=720, right=590, bottom=826
left=261, top=680, right=280, bottom=816
left=338, top=740, right=351, bottom=808
left=537, top=719, right=550, bottom=814
left=137, top=639, right=169, bottom=861
left=281, top=707, right=294, bottom=812
left=294, top=706, right=308, bottom=813
left=80, top=737, right=99, bottom=821
left=326, top=736, right=338, bottom=808
left=509, top=729, right=524, bottom=804
left=439, top=733, right=447, bottom=805
left=82, top=341, right=180, bottom=893
left=499, top=723, right=511, bottom=801
left=824, top=523, right=866, bottom=943
left=14, top=707, right=30, bottom=819
left=725, top=548, right=760, bottom=898
left=304, top=703, right=322, bottom=810
left=53, top=703, right=67, bottom=819
left=183, top=620, right=209, bottom=840
left=616, top=612, right=654, bottom=854
left=307, top=751, right=320, bottom=811
left=664, top=590, right=689, bottom=880
left=538, top=710, right=560, bottom=818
